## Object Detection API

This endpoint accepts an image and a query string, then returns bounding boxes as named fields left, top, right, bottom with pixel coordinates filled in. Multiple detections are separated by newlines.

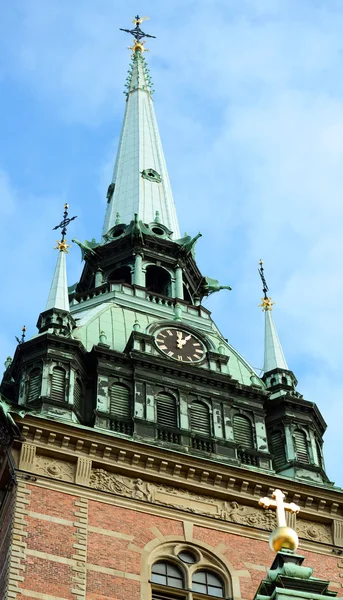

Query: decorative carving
left=220, top=501, right=276, bottom=530
left=88, top=468, right=334, bottom=545
left=35, top=457, right=74, bottom=482
left=296, top=520, right=332, bottom=544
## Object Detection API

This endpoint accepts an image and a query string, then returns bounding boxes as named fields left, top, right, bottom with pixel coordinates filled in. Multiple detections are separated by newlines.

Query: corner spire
left=102, top=16, right=180, bottom=240
left=46, top=204, right=77, bottom=312
left=258, top=260, right=288, bottom=373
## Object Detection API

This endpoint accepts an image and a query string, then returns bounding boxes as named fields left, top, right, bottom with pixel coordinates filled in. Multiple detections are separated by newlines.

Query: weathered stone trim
left=71, top=497, right=88, bottom=599
left=87, top=525, right=133, bottom=540
left=86, top=563, right=141, bottom=579
left=26, top=512, right=73, bottom=526
left=19, top=442, right=36, bottom=472
left=6, top=481, right=30, bottom=600
left=26, top=549, right=75, bottom=566
left=14, top=590, right=69, bottom=600
left=75, top=457, right=92, bottom=486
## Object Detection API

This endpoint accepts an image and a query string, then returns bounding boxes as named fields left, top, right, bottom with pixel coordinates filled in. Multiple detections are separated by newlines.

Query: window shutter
left=294, top=430, right=309, bottom=464
left=190, top=401, right=211, bottom=436
left=51, top=367, right=66, bottom=402
left=74, top=378, right=82, bottom=413
left=28, top=369, right=41, bottom=402
left=110, top=384, right=130, bottom=419
left=270, top=430, right=286, bottom=470
left=233, top=415, right=254, bottom=448
left=156, top=393, right=177, bottom=428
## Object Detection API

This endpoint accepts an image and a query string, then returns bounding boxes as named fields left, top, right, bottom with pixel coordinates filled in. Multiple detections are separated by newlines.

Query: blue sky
left=1, top=0, right=343, bottom=485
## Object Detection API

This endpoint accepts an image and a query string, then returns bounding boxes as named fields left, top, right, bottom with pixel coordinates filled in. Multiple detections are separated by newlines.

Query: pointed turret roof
left=264, top=308, right=288, bottom=373
left=102, top=24, right=180, bottom=240
left=46, top=243, right=69, bottom=312
left=258, top=260, right=288, bottom=374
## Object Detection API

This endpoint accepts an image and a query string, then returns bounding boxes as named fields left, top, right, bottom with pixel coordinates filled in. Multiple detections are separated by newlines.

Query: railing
left=191, top=436, right=215, bottom=453
left=157, top=427, right=181, bottom=445
left=146, top=292, right=175, bottom=307
left=110, top=418, right=133, bottom=436
left=237, top=449, right=259, bottom=467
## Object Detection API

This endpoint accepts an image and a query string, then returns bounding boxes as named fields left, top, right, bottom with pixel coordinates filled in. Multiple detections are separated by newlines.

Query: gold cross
left=259, top=489, right=300, bottom=527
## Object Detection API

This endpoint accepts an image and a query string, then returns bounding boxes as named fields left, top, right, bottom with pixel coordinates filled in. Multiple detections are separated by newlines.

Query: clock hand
left=180, top=334, right=192, bottom=347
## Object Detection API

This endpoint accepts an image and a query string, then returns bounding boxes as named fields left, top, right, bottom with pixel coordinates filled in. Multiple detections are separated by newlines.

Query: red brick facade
left=5, top=483, right=343, bottom=600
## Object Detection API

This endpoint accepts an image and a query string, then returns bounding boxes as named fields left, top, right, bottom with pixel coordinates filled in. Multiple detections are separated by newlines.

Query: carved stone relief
left=89, top=468, right=334, bottom=544
left=35, top=456, right=75, bottom=482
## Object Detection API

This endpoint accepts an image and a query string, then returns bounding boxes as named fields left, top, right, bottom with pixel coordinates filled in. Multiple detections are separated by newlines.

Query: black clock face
left=155, top=328, right=205, bottom=363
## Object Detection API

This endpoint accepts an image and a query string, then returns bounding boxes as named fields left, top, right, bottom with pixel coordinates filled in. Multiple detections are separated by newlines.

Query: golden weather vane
left=120, top=15, right=156, bottom=53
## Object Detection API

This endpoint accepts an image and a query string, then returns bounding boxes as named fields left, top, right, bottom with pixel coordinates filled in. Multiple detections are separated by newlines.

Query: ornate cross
left=120, top=15, right=156, bottom=42
left=258, top=259, right=275, bottom=311
left=259, top=489, right=300, bottom=527
left=52, top=203, right=77, bottom=253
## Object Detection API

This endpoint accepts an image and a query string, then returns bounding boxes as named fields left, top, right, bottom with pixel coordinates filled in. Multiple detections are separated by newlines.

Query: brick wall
left=4, top=484, right=343, bottom=600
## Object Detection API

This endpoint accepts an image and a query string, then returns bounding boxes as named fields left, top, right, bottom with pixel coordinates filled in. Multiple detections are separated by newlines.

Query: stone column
left=133, top=254, right=144, bottom=286
left=175, top=266, right=184, bottom=299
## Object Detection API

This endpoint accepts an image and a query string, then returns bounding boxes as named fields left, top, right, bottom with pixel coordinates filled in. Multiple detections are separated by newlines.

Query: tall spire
left=102, top=16, right=180, bottom=240
left=46, top=204, right=76, bottom=312
left=258, top=260, right=288, bottom=373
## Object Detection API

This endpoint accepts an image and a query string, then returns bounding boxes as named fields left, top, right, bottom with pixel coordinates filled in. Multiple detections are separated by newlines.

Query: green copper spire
left=102, top=17, right=180, bottom=240
left=46, top=204, right=76, bottom=312
left=259, top=260, right=288, bottom=374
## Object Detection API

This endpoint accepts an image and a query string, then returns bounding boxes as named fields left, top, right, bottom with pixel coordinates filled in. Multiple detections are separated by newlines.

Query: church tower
left=1, top=17, right=343, bottom=600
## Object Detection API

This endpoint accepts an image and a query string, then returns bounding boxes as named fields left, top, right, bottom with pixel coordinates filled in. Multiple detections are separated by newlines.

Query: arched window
left=73, top=377, right=82, bottom=414
left=282, top=376, right=288, bottom=385
left=156, top=393, right=178, bottom=428
left=270, top=429, right=286, bottom=470
left=192, top=570, right=224, bottom=597
left=109, top=383, right=130, bottom=419
left=190, top=401, right=211, bottom=436
left=108, top=266, right=131, bottom=285
left=233, top=415, right=254, bottom=449
left=51, top=367, right=66, bottom=402
left=151, top=561, right=184, bottom=589
left=149, top=543, right=231, bottom=600
left=294, top=429, right=309, bottom=464
left=27, top=368, right=41, bottom=403
left=146, top=265, right=171, bottom=297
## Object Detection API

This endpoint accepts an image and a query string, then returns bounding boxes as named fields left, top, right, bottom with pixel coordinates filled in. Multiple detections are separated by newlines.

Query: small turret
left=37, top=204, right=76, bottom=336
left=258, top=261, right=329, bottom=484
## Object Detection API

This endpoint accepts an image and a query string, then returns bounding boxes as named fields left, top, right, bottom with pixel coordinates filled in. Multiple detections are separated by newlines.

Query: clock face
left=155, top=328, right=205, bottom=363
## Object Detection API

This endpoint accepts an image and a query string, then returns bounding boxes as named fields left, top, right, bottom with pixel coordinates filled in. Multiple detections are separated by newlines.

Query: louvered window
left=270, top=430, right=286, bottom=470
left=28, top=369, right=41, bottom=403
left=156, top=393, right=177, bottom=428
left=294, top=429, right=309, bottom=464
left=73, top=378, right=82, bottom=413
left=190, top=401, right=211, bottom=436
left=51, top=367, right=66, bottom=402
left=233, top=415, right=254, bottom=448
left=109, top=383, right=130, bottom=419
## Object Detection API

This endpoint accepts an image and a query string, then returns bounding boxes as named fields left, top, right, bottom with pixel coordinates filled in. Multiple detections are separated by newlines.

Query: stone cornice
left=13, top=414, right=343, bottom=524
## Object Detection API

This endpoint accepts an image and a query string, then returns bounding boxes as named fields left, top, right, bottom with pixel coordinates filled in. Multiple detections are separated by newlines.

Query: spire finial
left=15, top=325, right=26, bottom=345
left=258, top=259, right=275, bottom=311
left=120, top=15, right=156, bottom=54
left=52, top=204, right=77, bottom=253
left=259, top=489, right=300, bottom=552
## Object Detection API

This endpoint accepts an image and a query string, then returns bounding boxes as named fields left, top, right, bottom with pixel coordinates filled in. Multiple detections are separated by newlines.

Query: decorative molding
left=6, top=481, right=31, bottom=598
left=89, top=469, right=333, bottom=544
left=76, top=457, right=92, bottom=486
left=71, top=497, right=88, bottom=599
left=19, top=442, right=36, bottom=471
left=35, top=456, right=75, bottom=482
